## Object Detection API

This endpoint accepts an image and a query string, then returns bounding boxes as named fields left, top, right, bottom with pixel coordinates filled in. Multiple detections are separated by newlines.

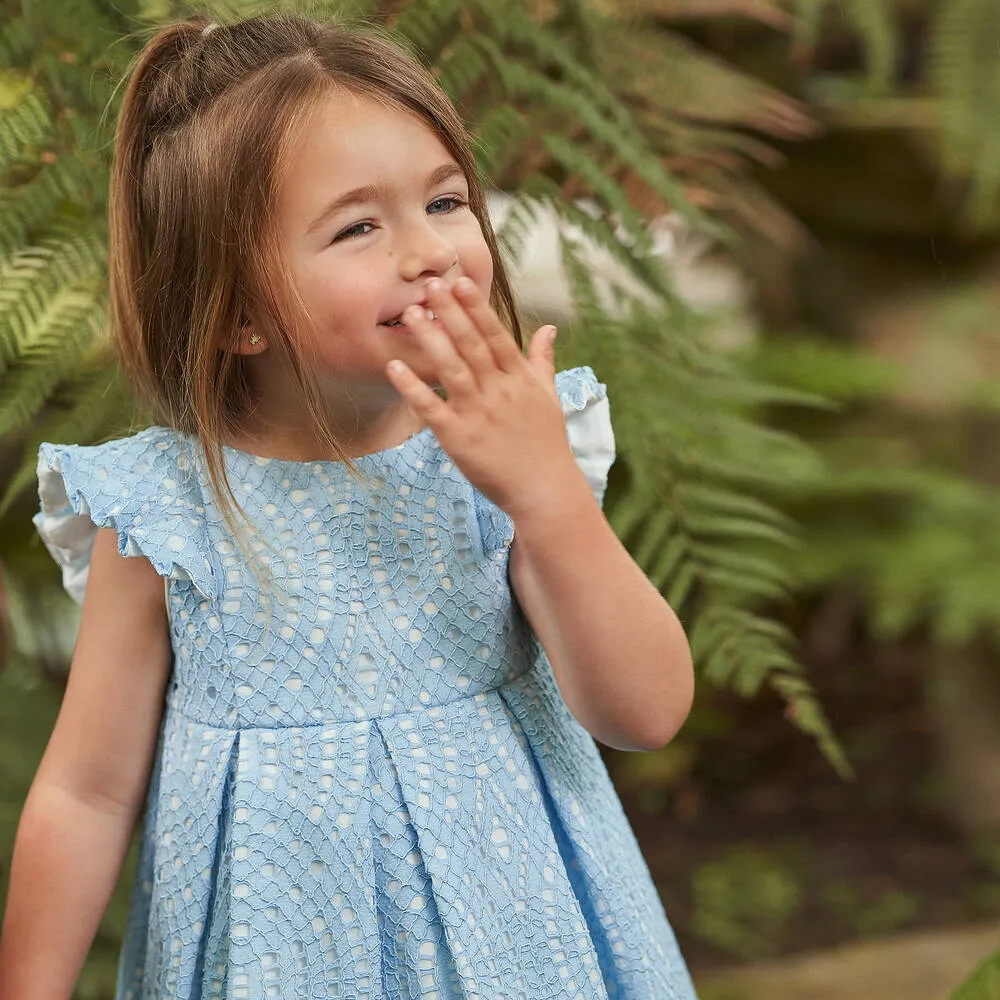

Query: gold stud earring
left=248, top=331, right=261, bottom=346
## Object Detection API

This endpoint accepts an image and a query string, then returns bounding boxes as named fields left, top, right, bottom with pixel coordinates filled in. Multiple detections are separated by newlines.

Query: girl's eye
left=332, top=221, right=374, bottom=243
left=427, top=196, right=468, bottom=215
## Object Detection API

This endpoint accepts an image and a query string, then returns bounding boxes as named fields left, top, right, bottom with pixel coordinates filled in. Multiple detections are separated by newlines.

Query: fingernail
left=455, top=277, right=474, bottom=294
left=427, top=278, right=444, bottom=293
left=547, top=325, right=558, bottom=341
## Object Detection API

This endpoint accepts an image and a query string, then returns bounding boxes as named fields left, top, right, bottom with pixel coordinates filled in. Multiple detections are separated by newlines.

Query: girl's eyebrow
left=306, top=162, right=467, bottom=235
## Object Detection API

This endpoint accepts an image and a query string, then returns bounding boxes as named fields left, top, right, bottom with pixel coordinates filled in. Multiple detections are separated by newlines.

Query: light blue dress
left=34, top=367, right=697, bottom=1000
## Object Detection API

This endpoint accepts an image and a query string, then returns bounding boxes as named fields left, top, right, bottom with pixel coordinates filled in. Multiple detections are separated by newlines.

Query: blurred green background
left=4, top=0, right=1000, bottom=996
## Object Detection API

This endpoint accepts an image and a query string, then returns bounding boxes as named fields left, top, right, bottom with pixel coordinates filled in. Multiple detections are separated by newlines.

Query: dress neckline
left=176, top=425, right=435, bottom=470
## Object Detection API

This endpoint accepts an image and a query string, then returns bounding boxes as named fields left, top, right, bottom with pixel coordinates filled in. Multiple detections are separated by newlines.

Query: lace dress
left=34, top=367, right=697, bottom=1000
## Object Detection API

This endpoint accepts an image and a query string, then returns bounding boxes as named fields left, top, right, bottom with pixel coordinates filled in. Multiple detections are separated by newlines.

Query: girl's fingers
left=451, top=277, right=524, bottom=371
left=403, top=304, right=478, bottom=399
left=385, top=360, right=451, bottom=428
left=425, top=279, right=495, bottom=380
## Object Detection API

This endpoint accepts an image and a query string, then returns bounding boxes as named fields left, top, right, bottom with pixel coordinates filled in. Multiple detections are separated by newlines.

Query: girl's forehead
left=288, top=93, right=455, bottom=188
left=276, top=92, right=462, bottom=235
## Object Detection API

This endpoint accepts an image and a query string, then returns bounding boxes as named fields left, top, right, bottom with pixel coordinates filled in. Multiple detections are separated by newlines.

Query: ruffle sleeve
left=556, top=365, right=615, bottom=508
left=33, top=427, right=219, bottom=604
left=474, top=365, right=616, bottom=557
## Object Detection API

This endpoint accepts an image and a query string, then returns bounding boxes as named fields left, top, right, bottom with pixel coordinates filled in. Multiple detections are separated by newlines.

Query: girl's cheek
left=467, top=237, right=494, bottom=293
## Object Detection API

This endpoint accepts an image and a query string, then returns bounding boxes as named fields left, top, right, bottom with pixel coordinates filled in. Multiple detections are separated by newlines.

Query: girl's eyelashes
left=330, top=195, right=468, bottom=243
left=332, top=221, right=375, bottom=243
left=427, top=195, right=468, bottom=214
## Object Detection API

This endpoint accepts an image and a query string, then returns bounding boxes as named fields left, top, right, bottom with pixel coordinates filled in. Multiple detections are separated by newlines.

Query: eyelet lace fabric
left=34, top=368, right=696, bottom=1000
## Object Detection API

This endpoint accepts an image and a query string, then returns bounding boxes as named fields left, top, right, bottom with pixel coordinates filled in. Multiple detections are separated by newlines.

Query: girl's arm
left=0, top=528, right=172, bottom=1000
left=386, top=278, right=694, bottom=753
left=507, top=481, right=694, bottom=752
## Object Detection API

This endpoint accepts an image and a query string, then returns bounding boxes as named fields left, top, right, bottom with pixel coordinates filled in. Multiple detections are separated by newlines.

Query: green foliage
left=691, top=846, right=804, bottom=959
left=593, top=3, right=816, bottom=245
left=795, top=0, right=1000, bottom=228
left=750, top=334, right=1000, bottom=648
left=0, top=0, right=128, bottom=526
left=930, top=0, right=1000, bottom=224
left=821, top=881, right=921, bottom=938
left=795, top=0, right=898, bottom=95
left=953, top=943, right=1000, bottom=1000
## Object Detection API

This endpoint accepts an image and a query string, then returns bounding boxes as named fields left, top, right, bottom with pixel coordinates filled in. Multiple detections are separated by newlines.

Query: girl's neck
left=232, top=377, right=425, bottom=462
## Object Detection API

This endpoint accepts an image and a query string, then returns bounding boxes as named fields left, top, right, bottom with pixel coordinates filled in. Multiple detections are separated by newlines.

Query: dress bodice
left=163, top=427, right=536, bottom=728
left=34, top=367, right=615, bottom=730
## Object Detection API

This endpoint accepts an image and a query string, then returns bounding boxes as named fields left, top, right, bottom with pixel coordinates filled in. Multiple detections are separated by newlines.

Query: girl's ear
left=228, top=325, right=268, bottom=356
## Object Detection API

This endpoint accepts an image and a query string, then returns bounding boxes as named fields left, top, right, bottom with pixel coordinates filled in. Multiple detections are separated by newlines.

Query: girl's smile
left=379, top=306, right=439, bottom=331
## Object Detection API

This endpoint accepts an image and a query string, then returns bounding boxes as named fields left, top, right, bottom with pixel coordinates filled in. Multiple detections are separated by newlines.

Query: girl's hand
left=385, top=277, right=590, bottom=522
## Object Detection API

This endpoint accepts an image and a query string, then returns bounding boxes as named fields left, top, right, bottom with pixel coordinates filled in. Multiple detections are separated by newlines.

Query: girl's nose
left=398, top=223, right=458, bottom=281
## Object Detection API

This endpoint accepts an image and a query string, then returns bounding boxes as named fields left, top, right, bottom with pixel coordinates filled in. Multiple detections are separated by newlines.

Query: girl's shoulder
left=34, top=426, right=217, bottom=604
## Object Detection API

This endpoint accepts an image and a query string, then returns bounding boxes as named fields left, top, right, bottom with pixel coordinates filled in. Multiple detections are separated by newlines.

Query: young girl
left=0, top=13, right=696, bottom=999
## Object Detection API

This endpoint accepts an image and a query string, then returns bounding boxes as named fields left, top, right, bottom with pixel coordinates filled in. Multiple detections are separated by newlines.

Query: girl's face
left=274, top=91, right=494, bottom=389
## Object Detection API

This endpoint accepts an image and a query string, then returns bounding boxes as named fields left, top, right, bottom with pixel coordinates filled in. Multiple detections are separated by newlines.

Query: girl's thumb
left=527, top=324, right=557, bottom=374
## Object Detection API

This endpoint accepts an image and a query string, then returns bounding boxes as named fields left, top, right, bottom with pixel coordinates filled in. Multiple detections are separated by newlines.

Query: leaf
left=952, top=942, right=1000, bottom=1000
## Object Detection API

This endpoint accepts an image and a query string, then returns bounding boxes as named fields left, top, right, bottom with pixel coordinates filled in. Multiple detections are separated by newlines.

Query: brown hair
left=109, top=12, right=521, bottom=540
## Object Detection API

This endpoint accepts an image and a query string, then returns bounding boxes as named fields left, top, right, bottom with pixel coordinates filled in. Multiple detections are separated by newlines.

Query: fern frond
left=0, top=17, right=35, bottom=67
left=0, top=284, right=105, bottom=437
left=0, top=158, right=98, bottom=256
left=0, top=228, right=106, bottom=367
left=540, top=132, right=653, bottom=255
left=433, top=34, right=490, bottom=101
left=747, top=335, right=901, bottom=400
left=0, top=88, right=55, bottom=174
left=638, top=0, right=791, bottom=30
left=608, top=21, right=813, bottom=137
left=763, top=346, right=1000, bottom=648
left=549, top=198, right=678, bottom=307
left=476, top=1, right=647, bottom=148
left=471, top=105, right=531, bottom=178
left=631, top=506, right=677, bottom=570
left=675, top=481, right=799, bottom=532
left=488, top=191, right=547, bottom=275
left=692, top=604, right=851, bottom=777
left=471, top=32, right=720, bottom=238
left=647, top=534, right=687, bottom=591
left=390, top=0, right=464, bottom=61
left=794, top=0, right=897, bottom=95
left=929, top=0, right=1000, bottom=223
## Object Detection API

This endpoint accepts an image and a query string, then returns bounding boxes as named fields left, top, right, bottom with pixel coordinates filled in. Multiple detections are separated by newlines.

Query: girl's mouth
left=381, top=308, right=437, bottom=328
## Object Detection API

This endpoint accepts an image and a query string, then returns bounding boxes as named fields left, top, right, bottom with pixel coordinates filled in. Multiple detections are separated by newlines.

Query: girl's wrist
left=505, top=463, right=598, bottom=537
